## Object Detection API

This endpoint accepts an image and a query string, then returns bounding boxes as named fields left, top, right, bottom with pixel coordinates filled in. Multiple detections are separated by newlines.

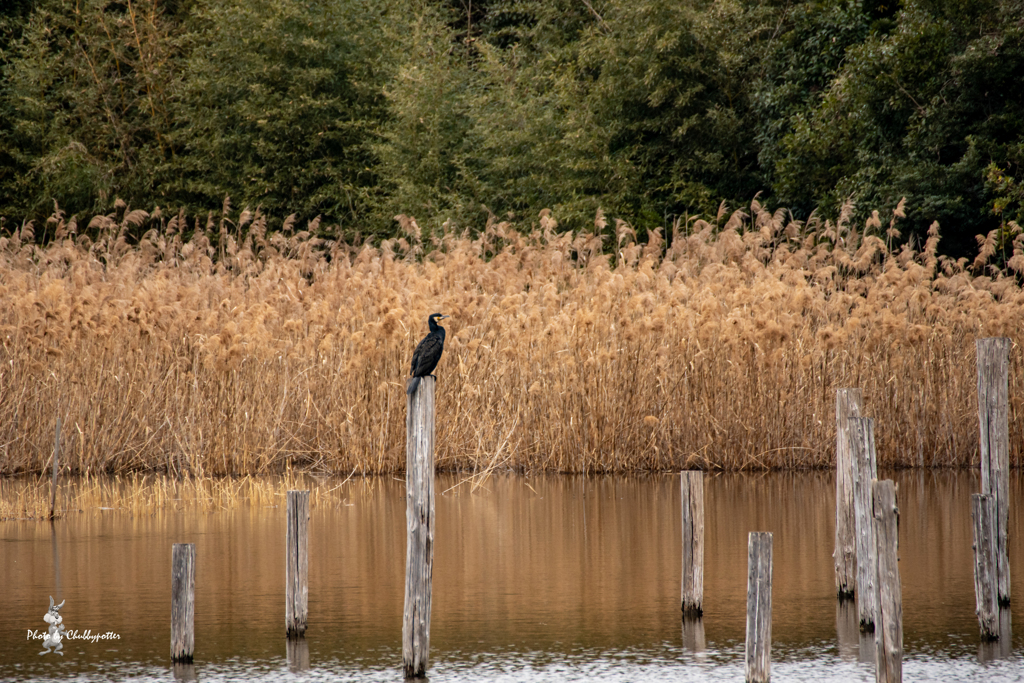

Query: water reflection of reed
left=1, top=471, right=1021, bottom=678
left=0, top=472, right=362, bottom=519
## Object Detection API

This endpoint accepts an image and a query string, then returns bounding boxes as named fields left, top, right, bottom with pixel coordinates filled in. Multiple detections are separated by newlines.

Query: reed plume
left=1, top=201, right=1021, bottom=479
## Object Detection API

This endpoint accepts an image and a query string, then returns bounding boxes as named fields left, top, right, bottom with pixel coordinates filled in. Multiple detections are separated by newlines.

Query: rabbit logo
left=40, top=596, right=66, bottom=656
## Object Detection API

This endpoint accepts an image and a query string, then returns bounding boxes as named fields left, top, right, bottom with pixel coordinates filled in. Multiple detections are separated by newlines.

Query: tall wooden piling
left=745, top=532, right=773, bottom=683
left=872, top=480, right=902, bottom=683
left=49, top=417, right=61, bottom=520
left=835, top=389, right=862, bottom=598
left=680, top=471, right=705, bottom=617
left=850, top=417, right=878, bottom=631
left=971, top=493, right=1000, bottom=640
left=171, top=543, right=196, bottom=662
left=977, top=337, right=1011, bottom=606
left=403, top=376, right=436, bottom=679
left=286, top=490, right=310, bottom=638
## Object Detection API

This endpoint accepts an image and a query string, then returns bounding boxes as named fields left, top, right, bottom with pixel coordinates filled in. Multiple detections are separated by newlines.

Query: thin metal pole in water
left=834, top=389, right=862, bottom=598
left=850, top=417, right=878, bottom=631
left=972, top=493, right=1000, bottom=640
left=977, top=337, right=1011, bottom=605
left=286, top=490, right=310, bottom=638
left=403, top=376, right=435, bottom=678
left=745, top=532, right=773, bottom=683
left=49, top=418, right=61, bottom=520
left=680, top=471, right=705, bottom=617
left=871, top=480, right=902, bottom=683
left=171, top=543, right=196, bottom=662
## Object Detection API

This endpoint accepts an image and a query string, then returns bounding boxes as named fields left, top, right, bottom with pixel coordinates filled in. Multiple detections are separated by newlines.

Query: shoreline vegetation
left=1, top=201, right=1022, bottom=489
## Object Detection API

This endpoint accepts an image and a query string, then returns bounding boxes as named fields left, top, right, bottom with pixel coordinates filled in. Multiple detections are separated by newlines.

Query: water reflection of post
left=681, top=615, right=706, bottom=655
left=978, top=608, right=1013, bottom=662
left=286, top=636, right=311, bottom=672
left=835, top=598, right=858, bottom=661
left=172, top=662, right=197, bottom=681
left=858, top=628, right=875, bottom=665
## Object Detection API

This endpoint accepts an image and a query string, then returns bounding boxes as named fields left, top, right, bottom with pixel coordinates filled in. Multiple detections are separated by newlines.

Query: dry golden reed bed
left=1, top=200, right=1022, bottom=478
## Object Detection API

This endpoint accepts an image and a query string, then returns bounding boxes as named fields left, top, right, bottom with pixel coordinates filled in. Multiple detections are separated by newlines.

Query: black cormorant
left=407, top=313, right=449, bottom=396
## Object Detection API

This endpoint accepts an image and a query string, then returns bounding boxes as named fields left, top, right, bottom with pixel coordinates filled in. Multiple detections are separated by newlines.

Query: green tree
left=773, top=0, right=1024, bottom=253
left=753, top=0, right=872, bottom=212
left=374, top=0, right=611, bottom=230
left=170, top=0, right=395, bottom=227
left=1, top=0, right=192, bottom=217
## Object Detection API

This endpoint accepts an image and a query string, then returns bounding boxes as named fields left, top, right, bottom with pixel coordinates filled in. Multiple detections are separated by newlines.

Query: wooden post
left=49, top=418, right=61, bottom=520
left=745, top=532, right=773, bottom=683
left=872, top=480, right=902, bottom=683
left=680, top=471, right=705, bottom=617
left=850, top=416, right=878, bottom=631
left=681, top=615, right=706, bottom=653
left=286, top=490, right=310, bottom=638
left=835, top=389, right=862, bottom=598
left=977, top=337, right=1011, bottom=606
left=972, top=493, right=1000, bottom=640
left=403, top=375, right=436, bottom=679
left=171, top=543, right=196, bottom=662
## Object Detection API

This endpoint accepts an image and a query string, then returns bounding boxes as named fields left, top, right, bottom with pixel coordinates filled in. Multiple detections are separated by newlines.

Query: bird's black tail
left=406, top=376, right=421, bottom=396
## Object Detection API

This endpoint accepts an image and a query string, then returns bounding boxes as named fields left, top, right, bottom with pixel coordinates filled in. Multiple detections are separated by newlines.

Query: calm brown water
left=2, top=471, right=1022, bottom=681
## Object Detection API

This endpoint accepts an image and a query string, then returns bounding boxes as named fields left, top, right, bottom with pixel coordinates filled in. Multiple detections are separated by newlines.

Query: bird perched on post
left=407, top=313, right=449, bottom=396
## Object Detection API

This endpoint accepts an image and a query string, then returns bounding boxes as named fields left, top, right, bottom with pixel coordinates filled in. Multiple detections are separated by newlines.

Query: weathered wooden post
left=850, top=416, right=878, bottom=631
left=286, top=490, right=310, bottom=638
left=171, top=543, right=196, bottom=662
left=977, top=337, right=1011, bottom=606
left=872, top=480, right=902, bottom=683
left=971, top=493, right=1000, bottom=640
left=403, top=376, right=436, bottom=678
left=745, top=532, right=773, bottom=683
left=680, top=471, right=705, bottom=616
left=49, top=417, right=61, bottom=520
left=835, top=389, right=862, bottom=598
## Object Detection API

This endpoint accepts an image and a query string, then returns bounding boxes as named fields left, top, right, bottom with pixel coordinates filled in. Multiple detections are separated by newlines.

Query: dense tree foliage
left=1, top=0, right=1022, bottom=254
